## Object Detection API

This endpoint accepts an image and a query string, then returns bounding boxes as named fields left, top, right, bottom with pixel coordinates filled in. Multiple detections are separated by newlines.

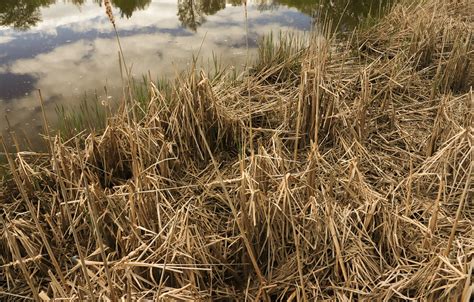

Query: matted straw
left=0, top=0, right=472, bottom=300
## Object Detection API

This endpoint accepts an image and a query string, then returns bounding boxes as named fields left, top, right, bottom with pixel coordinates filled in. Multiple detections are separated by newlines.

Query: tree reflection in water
left=0, top=0, right=54, bottom=30
left=110, top=0, right=153, bottom=18
left=0, top=0, right=153, bottom=30
left=177, top=0, right=230, bottom=31
left=275, top=0, right=391, bottom=29
left=166, top=0, right=391, bottom=31
left=0, top=0, right=237, bottom=32
left=0, top=0, right=390, bottom=32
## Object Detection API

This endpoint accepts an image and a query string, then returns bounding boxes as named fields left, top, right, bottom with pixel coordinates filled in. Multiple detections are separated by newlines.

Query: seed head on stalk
left=104, top=0, right=115, bottom=27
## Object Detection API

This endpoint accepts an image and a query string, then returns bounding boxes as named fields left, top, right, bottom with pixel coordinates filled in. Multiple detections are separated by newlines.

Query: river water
left=0, top=0, right=389, bottom=149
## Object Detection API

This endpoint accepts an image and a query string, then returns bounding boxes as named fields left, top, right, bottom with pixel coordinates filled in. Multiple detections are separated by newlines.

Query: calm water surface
left=0, top=0, right=388, bottom=149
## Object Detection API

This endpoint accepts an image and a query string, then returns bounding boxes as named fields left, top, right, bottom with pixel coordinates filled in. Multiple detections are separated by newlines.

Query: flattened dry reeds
left=1, top=0, right=473, bottom=300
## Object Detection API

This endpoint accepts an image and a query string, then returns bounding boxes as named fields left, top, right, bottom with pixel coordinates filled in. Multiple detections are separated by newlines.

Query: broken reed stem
left=83, top=181, right=117, bottom=301
left=326, top=204, right=348, bottom=283
left=1, top=137, right=68, bottom=290
left=55, top=151, right=96, bottom=300
left=424, top=177, right=444, bottom=249
left=444, top=162, right=472, bottom=257
left=243, top=0, right=254, bottom=153
left=404, top=157, right=413, bottom=216
left=2, top=215, right=40, bottom=301
left=293, top=73, right=305, bottom=162
left=461, top=259, right=474, bottom=302
left=38, top=89, right=53, bottom=156
left=287, top=175, right=308, bottom=302
left=47, top=270, right=67, bottom=297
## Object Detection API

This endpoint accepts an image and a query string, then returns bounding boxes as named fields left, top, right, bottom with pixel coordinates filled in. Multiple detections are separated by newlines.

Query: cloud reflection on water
left=0, top=1, right=312, bottom=148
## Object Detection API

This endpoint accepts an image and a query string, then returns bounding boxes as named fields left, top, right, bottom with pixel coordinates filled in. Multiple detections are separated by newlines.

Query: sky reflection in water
left=0, top=0, right=388, bottom=148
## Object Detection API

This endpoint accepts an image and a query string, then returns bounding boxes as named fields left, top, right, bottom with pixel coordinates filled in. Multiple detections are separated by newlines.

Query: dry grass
left=1, top=0, right=473, bottom=300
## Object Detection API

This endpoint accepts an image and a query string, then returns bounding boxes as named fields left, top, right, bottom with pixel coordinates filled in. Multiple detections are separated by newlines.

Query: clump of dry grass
left=1, top=0, right=473, bottom=300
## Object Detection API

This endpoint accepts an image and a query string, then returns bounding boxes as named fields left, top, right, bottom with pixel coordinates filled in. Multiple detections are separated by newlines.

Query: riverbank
left=1, top=0, right=473, bottom=300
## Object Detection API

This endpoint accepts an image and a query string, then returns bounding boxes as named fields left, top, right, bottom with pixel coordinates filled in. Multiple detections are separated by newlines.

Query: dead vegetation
left=1, top=0, right=473, bottom=300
